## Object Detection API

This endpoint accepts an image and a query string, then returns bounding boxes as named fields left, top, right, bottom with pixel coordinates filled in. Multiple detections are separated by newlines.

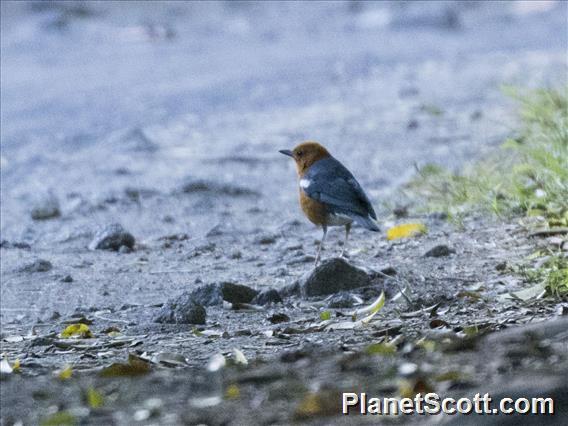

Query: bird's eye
left=296, top=151, right=303, bottom=157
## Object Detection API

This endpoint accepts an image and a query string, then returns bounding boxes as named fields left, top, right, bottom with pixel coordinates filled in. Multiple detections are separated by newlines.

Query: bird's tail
left=353, top=215, right=380, bottom=232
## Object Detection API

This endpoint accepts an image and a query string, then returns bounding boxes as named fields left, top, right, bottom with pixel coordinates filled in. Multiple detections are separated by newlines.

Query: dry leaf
left=355, top=292, right=386, bottom=324
left=86, top=387, right=104, bottom=408
left=225, top=384, right=240, bottom=399
left=364, top=342, right=396, bottom=355
left=40, top=410, right=76, bottom=426
left=57, top=364, right=73, bottom=380
left=386, top=223, right=427, bottom=240
left=100, top=354, right=151, bottom=377
left=61, top=324, right=93, bottom=339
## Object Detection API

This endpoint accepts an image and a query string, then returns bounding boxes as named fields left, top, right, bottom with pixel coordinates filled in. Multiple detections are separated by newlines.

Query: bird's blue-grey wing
left=303, top=157, right=377, bottom=220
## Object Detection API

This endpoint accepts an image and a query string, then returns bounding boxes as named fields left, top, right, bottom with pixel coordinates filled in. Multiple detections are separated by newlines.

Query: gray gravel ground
left=1, top=1, right=567, bottom=425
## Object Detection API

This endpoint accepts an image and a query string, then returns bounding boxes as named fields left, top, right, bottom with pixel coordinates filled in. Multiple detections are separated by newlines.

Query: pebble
left=255, top=234, right=278, bottom=245
left=186, top=282, right=259, bottom=307
left=88, top=223, right=135, bottom=251
left=31, top=195, right=60, bottom=220
left=424, top=244, right=455, bottom=257
left=19, top=259, right=53, bottom=273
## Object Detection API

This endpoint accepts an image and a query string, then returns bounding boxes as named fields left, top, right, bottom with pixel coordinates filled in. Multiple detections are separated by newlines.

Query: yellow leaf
left=364, top=342, right=396, bottom=355
left=355, top=292, right=385, bottom=324
left=225, top=384, right=240, bottom=400
left=100, top=354, right=151, bottom=377
left=386, top=223, right=427, bottom=241
left=61, top=324, right=93, bottom=339
left=416, top=339, right=436, bottom=352
left=86, top=387, right=104, bottom=408
left=294, top=391, right=338, bottom=419
left=296, top=393, right=321, bottom=417
left=40, top=410, right=76, bottom=426
left=319, top=311, right=331, bottom=321
left=58, top=364, right=73, bottom=380
left=12, top=359, right=21, bottom=373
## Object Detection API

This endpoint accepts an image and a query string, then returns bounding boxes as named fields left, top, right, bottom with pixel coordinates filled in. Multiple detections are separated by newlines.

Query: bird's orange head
left=279, top=141, right=331, bottom=175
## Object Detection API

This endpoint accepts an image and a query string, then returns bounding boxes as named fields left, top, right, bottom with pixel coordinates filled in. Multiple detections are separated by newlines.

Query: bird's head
left=279, top=141, right=330, bottom=175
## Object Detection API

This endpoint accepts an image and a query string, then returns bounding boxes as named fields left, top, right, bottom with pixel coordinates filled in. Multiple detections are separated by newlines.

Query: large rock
left=301, top=258, right=372, bottom=297
left=155, top=296, right=206, bottom=325
left=88, top=223, right=135, bottom=251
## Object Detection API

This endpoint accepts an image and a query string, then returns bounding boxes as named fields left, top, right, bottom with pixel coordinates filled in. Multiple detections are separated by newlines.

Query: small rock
left=393, top=205, right=409, bottom=218
left=221, top=282, right=258, bottom=304
left=424, top=244, right=455, bottom=257
left=154, top=296, right=206, bottom=325
left=31, top=195, right=60, bottom=220
left=19, top=259, right=52, bottom=273
left=470, top=110, right=483, bottom=121
left=268, top=313, right=290, bottom=324
left=327, top=292, right=357, bottom=309
left=161, top=215, right=175, bottom=223
left=252, top=289, right=283, bottom=305
left=378, top=266, right=397, bottom=277
left=0, top=240, right=31, bottom=249
left=189, top=282, right=259, bottom=306
left=286, top=255, right=315, bottom=266
left=406, top=119, right=419, bottom=131
left=88, top=223, right=135, bottom=251
left=230, top=249, right=242, bottom=259
left=301, top=258, right=372, bottom=297
left=495, top=261, right=508, bottom=272
left=205, top=224, right=224, bottom=237
left=256, top=234, right=278, bottom=245
left=428, top=212, right=448, bottom=221
left=61, top=275, right=74, bottom=283
left=159, top=233, right=189, bottom=242
left=178, top=178, right=258, bottom=197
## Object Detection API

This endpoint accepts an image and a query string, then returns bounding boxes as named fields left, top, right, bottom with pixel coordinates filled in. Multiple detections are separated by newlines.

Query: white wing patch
left=299, top=178, right=311, bottom=189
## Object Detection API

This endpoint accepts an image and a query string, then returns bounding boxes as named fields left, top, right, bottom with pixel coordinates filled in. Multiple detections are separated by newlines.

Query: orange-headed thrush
left=280, top=141, right=379, bottom=265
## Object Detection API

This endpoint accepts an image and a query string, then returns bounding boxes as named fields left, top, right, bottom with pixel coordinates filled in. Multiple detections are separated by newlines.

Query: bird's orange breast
left=299, top=189, right=328, bottom=226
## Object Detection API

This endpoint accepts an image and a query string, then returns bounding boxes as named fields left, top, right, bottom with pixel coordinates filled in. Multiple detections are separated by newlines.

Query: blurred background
left=1, top=0, right=566, bottom=244
left=1, top=4, right=567, bottom=423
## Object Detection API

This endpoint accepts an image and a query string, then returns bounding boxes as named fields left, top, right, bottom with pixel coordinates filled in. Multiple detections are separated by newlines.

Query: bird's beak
left=279, top=149, right=294, bottom=158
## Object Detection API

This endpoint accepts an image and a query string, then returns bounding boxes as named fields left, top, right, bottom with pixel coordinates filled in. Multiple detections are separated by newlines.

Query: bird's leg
left=314, top=225, right=328, bottom=267
left=340, top=223, right=351, bottom=257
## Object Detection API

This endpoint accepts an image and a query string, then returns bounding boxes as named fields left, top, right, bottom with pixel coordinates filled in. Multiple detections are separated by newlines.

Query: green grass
left=516, top=252, right=568, bottom=299
left=407, top=87, right=568, bottom=298
left=408, top=87, right=568, bottom=226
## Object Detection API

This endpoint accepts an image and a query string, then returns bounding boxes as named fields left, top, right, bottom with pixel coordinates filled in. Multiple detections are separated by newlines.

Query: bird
left=279, top=141, right=379, bottom=266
